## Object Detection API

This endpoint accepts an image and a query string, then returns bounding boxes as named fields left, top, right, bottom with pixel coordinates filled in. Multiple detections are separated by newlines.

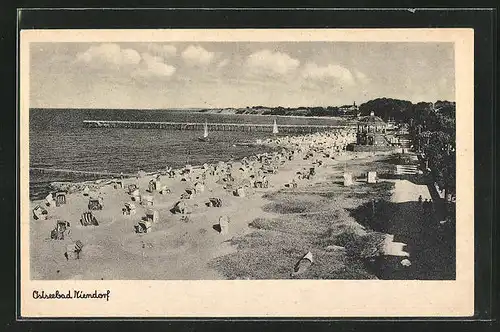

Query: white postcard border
left=19, top=28, right=474, bottom=318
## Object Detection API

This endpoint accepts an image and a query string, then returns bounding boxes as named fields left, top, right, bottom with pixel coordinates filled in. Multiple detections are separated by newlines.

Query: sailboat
left=272, top=119, right=279, bottom=135
left=198, top=120, right=210, bottom=142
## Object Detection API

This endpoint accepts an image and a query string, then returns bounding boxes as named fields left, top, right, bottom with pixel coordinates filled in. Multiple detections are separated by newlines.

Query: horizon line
left=29, top=99, right=456, bottom=111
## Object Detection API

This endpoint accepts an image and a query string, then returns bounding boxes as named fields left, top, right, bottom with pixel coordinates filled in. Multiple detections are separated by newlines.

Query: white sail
left=272, top=119, right=278, bottom=134
left=203, top=121, right=208, bottom=138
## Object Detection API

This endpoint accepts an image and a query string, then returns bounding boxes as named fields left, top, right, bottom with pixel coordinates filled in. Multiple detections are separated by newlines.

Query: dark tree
left=358, top=98, right=413, bottom=122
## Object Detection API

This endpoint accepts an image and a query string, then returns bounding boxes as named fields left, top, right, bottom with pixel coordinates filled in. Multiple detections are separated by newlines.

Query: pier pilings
left=83, top=120, right=352, bottom=134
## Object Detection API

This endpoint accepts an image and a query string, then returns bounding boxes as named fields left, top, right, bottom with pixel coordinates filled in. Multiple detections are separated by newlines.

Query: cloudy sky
left=30, top=42, right=455, bottom=109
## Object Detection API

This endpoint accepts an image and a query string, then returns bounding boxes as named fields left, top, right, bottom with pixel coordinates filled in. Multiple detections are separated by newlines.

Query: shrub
left=345, top=232, right=386, bottom=258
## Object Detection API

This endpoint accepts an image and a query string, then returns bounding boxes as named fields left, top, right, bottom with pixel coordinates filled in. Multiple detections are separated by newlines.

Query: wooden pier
left=83, top=120, right=354, bottom=133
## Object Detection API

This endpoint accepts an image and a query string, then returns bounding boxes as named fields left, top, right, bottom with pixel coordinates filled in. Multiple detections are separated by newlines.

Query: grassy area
left=261, top=193, right=330, bottom=214
left=209, top=216, right=377, bottom=279
left=345, top=181, right=394, bottom=200
left=211, top=200, right=392, bottom=279
left=210, top=155, right=401, bottom=280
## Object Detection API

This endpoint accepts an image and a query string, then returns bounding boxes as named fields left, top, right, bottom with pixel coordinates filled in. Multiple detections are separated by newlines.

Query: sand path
left=389, top=179, right=432, bottom=203
left=376, top=179, right=455, bottom=279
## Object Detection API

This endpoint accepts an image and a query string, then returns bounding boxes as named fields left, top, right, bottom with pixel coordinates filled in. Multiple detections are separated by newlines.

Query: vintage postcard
left=19, top=28, right=474, bottom=317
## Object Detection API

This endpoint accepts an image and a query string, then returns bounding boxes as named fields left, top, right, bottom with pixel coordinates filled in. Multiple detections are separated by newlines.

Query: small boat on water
left=272, top=119, right=279, bottom=135
left=198, top=120, right=210, bottom=142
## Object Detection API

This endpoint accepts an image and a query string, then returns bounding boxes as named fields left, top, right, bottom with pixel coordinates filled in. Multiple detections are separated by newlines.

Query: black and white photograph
left=19, top=28, right=474, bottom=317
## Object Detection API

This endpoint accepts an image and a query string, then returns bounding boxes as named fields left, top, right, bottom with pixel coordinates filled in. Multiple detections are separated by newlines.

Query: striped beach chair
left=207, top=197, right=222, bottom=208
left=55, top=192, right=66, bottom=207
left=80, top=211, right=99, bottom=226
left=65, top=240, right=84, bottom=260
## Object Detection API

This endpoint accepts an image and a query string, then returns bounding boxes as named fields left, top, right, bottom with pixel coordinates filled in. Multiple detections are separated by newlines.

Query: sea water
left=29, top=108, right=342, bottom=200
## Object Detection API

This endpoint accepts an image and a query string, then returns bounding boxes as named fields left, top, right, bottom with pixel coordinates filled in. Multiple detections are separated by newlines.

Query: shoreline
left=28, top=128, right=453, bottom=281
left=29, top=139, right=280, bottom=203
left=29, top=129, right=359, bottom=280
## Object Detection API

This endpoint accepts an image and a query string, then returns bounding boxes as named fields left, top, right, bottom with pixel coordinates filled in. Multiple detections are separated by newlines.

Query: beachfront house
left=338, top=102, right=359, bottom=115
left=356, top=111, right=388, bottom=146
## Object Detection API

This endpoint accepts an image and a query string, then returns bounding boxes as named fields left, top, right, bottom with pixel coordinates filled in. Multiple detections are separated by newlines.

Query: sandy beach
left=29, top=129, right=453, bottom=280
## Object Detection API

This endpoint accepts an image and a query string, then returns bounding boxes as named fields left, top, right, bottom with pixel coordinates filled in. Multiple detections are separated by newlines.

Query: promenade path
left=377, top=179, right=455, bottom=279
left=390, top=179, right=431, bottom=203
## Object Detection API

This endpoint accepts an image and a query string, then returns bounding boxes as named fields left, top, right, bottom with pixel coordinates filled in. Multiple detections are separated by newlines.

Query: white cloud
left=147, top=44, right=177, bottom=58
left=76, top=43, right=141, bottom=66
left=132, top=52, right=176, bottom=78
left=301, top=63, right=355, bottom=86
left=217, top=59, right=229, bottom=69
left=245, top=50, right=300, bottom=76
left=181, top=45, right=215, bottom=66
left=354, top=70, right=370, bottom=84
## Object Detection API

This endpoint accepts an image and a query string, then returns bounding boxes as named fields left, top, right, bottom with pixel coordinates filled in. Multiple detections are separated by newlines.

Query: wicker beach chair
left=50, top=220, right=70, bottom=240
left=80, top=211, right=99, bottom=226
left=135, top=220, right=152, bottom=233
left=88, top=197, right=104, bottom=210
left=207, top=197, right=222, bottom=207
left=55, top=192, right=67, bottom=206
left=33, top=205, right=48, bottom=220
left=65, top=240, right=84, bottom=260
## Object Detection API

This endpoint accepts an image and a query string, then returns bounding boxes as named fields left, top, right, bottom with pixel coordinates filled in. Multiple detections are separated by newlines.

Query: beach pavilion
left=356, top=111, right=388, bottom=145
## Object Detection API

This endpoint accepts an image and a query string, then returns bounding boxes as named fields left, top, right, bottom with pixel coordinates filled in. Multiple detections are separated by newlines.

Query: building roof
left=358, top=112, right=386, bottom=125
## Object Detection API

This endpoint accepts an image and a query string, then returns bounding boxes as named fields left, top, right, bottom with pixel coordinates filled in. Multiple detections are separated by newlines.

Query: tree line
left=233, top=106, right=345, bottom=117
left=358, top=98, right=456, bottom=199
left=203, top=97, right=456, bottom=199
